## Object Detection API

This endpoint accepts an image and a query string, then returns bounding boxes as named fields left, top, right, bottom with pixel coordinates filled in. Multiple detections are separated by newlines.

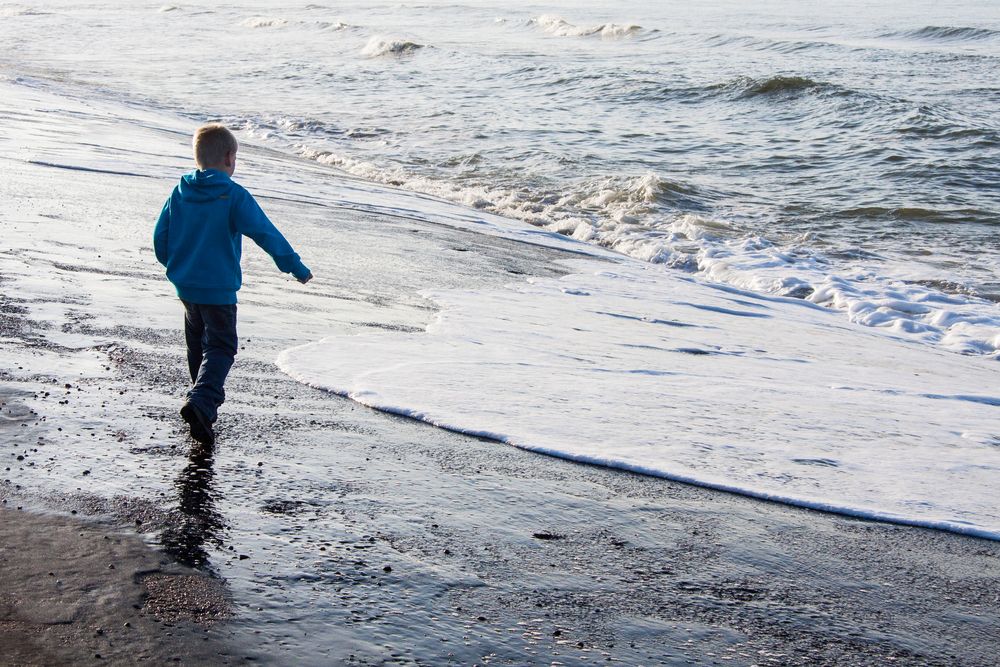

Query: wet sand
left=2, top=81, right=1000, bottom=665
left=0, top=507, right=238, bottom=666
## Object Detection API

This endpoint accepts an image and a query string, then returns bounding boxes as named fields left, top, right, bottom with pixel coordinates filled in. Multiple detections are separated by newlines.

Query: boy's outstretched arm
left=234, top=190, right=313, bottom=283
left=153, top=198, right=170, bottom=266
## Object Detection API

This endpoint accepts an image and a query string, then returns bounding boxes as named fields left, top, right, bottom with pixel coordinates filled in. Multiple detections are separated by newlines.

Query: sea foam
left=279, top=255, right=1000, bottom=540
left=240, top=16, right=288, bottom=29
left=533, top=15, right=642, bottom=39
left=292, top=143, right=1000, bottom=357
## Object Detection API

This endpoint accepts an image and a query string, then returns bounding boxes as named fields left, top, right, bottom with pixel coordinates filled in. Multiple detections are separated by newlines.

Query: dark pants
left=182, top=300, right=238, bottom=424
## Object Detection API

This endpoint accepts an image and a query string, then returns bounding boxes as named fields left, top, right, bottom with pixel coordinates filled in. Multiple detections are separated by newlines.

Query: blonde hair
left=192, top=124, right=238, bottom=168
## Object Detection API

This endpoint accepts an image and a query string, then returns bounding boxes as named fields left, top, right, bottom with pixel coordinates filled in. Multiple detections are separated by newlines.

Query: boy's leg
left=182, top=300, right=204, bottom=384
left=186, top=304, right=238, bottom=424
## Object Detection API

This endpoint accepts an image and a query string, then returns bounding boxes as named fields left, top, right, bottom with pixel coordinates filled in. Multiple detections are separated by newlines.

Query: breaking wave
left=290, top=140, right=1000, bottom=356
left=295, top=141, right=1000, bottom=356
left=532, top=14, right=643, bottom=39
left=240, top=16, right=288, bottom=29
left=317, top=20, right=350, bottom=31
left=361, top=36, right=425, bottom=57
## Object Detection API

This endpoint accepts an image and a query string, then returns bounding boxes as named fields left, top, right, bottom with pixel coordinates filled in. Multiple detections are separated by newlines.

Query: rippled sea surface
left=2, top=0, right=998, bottom=344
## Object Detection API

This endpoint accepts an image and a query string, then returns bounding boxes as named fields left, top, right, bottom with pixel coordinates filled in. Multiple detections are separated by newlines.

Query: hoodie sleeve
left=232, top=188, right=311, bottom=281
left=153, top=197, right=170, bottom=266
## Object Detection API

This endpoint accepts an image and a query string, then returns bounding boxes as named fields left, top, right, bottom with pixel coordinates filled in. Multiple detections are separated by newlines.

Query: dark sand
left=0, top=507, right=237, bottom=666
left=2, top=83, right=1000, bottom=665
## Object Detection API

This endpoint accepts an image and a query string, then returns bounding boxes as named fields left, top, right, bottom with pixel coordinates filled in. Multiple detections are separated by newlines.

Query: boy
left=154, top=124, right=312, bottom=446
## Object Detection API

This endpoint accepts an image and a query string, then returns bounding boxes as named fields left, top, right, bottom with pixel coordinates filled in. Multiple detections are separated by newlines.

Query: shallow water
left=1, top=0, right=998, bottom=354
left=280, top=256, right=1000, bottom=540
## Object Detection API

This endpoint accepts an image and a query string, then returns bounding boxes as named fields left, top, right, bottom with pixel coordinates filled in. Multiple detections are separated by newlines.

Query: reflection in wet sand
left=160, top=444, right=227, bottom=569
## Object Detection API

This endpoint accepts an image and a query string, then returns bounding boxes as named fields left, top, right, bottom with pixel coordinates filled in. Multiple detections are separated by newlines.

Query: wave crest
left=734, top=75, right=825, bottom=97
left=836, top=206, right=991, bottom=225
left=317, top=20, right=350, bottom=31
left=361, top=36, right=425, bottom=57
left=0, top=5, right=47, bottom=16
left=240, top=16, right=288, bottom=29
left=892, top=25, right=1000, bottom=41
left=533, top=14, right=642, bottom=39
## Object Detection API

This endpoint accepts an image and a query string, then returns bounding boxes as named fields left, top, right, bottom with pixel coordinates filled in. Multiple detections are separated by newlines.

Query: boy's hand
left=297, top=272, right=313, bottom=285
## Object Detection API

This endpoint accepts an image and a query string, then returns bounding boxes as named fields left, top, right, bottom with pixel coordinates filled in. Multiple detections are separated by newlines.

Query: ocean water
left=3, top=1, right=1000, bottom=538
left=2, top=0, right=999, bottom=353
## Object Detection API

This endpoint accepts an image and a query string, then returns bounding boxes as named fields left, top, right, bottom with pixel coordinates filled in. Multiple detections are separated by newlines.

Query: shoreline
left=278, top=379, right=1000, bottom=544
left=2, top=78, right=999, bottom=665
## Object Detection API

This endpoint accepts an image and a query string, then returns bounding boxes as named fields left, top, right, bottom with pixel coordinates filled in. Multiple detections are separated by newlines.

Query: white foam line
left=277, top=347, right=1000, bottom=543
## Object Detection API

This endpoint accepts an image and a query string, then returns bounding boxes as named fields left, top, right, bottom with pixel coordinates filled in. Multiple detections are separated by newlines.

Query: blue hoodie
left=153, top=169, right=310, bottom=305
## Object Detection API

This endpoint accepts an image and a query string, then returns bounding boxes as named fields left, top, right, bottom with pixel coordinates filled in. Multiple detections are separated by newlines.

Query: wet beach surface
left=2, top=89, right=1000, bottom=666
left=0, top=506, right=236, bottom=666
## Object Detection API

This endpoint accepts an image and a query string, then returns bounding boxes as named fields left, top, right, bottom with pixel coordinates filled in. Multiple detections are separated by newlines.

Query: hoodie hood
left=178, top=169, right=234, bottom=203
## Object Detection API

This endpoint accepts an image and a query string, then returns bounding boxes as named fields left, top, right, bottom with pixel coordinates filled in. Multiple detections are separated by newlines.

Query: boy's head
left=193, top=124, right=238, bottom=175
